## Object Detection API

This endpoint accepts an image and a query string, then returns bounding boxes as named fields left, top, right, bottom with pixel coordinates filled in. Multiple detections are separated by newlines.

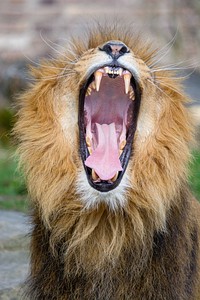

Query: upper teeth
left=123, top=70, right=131, bottom=94
left=87, top=66, right=133, bottom=99
left=94, top=70, right=103, bottom=92
left=104, top=66, right=123, bottom=75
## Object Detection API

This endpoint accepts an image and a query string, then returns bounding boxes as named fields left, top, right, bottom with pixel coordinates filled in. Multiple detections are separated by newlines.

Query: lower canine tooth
left=92, top=169, right=99, bottom=181
left=124, top=72, right=131, bottom=94
left=111, top=172, right=118, bottom=182
left=94, top=71, right=103, bottom=92
left=86, top=137, right=91, bottom=147
left=120, top=140, right=126, bottom=150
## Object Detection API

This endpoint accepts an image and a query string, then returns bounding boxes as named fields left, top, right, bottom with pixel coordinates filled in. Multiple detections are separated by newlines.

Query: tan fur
left=14, top=23, right=200, bottom=299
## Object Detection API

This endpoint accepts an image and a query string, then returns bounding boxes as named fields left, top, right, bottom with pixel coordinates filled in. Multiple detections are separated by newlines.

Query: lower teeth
left=110, top=172, right=118, bottom=182
left=92, top=169, right=100, bottom=181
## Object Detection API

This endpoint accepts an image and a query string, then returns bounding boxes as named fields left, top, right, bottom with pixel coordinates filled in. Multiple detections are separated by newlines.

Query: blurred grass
left=0, top=108, right=15, bottom=145
left=189, top=149, right=200, bottom=200
left=0, top=146, right=28, bottom=212
left=0, top=149, right=26, bottom=195
left=0, top=195, right=28, bottom=213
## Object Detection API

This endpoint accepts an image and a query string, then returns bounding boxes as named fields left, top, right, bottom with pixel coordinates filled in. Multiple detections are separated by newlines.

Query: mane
left=14, top=23, right=193, bottom=271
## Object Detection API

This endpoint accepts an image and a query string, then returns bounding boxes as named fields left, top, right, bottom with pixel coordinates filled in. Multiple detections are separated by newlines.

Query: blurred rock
left=0, top=210, right=30, bottom=251
left=0, top=61, right=29, bottom=106
left=0, top=210, right=30, bottom=297
left=0, top=286, right=24, bottom=300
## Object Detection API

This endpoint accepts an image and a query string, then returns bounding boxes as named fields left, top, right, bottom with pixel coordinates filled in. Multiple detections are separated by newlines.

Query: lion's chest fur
left=27, top=191, right=200, bottom=300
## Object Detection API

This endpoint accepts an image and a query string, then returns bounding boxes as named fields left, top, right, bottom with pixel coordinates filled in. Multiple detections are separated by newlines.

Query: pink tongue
left=85, top=123, right=123, bottom=180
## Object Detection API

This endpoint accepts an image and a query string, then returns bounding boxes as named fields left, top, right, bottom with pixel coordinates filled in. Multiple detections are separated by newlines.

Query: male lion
left=14, top=24, right=200, bottom=299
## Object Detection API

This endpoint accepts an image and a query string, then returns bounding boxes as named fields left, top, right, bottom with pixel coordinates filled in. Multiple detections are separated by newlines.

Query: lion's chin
left=76, top=168, right=131, bottom=210
left=79, top=64, right=141, bottom=192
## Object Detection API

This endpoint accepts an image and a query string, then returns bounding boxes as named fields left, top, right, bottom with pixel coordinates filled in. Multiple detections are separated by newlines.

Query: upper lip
left=79, top=62, right=141, bottom=192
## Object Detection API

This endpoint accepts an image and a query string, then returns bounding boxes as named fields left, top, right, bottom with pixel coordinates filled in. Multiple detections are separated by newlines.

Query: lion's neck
left=48, top=197, right=165, bottom=273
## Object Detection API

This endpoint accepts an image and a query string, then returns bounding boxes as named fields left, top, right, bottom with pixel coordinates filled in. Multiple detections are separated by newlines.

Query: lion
left=14, top=23, right=200, bottom=299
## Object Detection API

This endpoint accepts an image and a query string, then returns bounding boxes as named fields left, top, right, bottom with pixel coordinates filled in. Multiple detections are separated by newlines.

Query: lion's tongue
left=85, top=123, right=123, bottom=180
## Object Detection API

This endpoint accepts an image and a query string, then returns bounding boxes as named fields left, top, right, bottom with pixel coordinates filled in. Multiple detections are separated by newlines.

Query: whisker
left=44, top=38, right=66, bottom=51
left=39, top=31, right=77, bottom=63
left=58, top=38, right=84, bottom=61
left=65, top=49, right=79, bottom=61
left=150, top=58, right=197, bottom=72
left=148, top=28, right=179, bottom=67
left=155, top=67, right=197, bottom=81
left=59, top=37, right=80, bottom=50
left=27, top=72, right=76, bottom=82
left=154, top=79, right=185, bottom=97
left=46, top=55, right=64, bottom=63
left=46, top=54, right=76, bottom=65
left=40, top=31, right=66, bottom=57
left=151, top=64, right=198, bottom=73
left=155, top=75, right=180, bottom=80
left=23, top=54, right=73, bottom=71
left=42, top=35, right=78, bottom=62
left=147, top=78, right=174, bottom=102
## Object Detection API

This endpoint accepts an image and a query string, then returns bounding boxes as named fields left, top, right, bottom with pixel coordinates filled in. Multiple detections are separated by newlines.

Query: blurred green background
left=0, top=0, right=200, bottom=212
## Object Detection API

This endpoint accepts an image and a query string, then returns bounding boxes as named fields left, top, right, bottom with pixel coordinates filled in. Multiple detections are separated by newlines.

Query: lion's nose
left=100, top=41, right=129, bottom=59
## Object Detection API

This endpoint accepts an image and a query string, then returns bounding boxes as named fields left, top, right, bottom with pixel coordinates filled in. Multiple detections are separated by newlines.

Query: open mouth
left=79, top=64, right=141, bottom=192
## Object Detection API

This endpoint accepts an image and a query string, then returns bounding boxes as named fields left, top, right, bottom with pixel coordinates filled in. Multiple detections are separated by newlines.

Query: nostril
left=100, top=41, right=129, bottom=58
left=119, top=46, right=128, bottom=55
left=102, top=44, right=113, bottom=55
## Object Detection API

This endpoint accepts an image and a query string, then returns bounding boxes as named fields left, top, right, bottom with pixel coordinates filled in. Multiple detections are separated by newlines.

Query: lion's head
left=14, top=23, right=193, bottom=269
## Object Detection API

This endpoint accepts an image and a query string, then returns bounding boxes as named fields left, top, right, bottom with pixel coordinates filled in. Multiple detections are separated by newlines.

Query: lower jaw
left=81, top=129, right=135, bottom=192
left=76, top=169, right=129, bottom=210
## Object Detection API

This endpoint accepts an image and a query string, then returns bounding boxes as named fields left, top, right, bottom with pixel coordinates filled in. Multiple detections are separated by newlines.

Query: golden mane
left=14, top=23, right=200, bottom=299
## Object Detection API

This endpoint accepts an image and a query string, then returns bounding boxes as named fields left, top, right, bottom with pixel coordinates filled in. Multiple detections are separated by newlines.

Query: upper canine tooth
left=118, top=68, right=123, bottom=76
left=104, top=67, right=109, bottom=73
left=94, top=71, right=102, bottom=92
left=123, top=71, right=131, bottom=94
